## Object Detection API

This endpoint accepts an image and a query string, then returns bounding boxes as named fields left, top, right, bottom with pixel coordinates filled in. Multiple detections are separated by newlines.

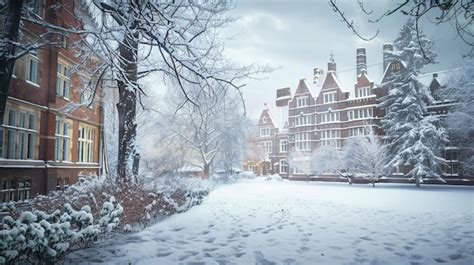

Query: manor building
left=245, top=45, right=465, bottom=183
left=0, top=0, right=104, bottom=202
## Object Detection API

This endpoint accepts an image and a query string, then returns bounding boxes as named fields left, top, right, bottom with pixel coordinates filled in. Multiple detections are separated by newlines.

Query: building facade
left=245, top=45, right=466, bottom=182
left=0, top=0, right=103, bottom=202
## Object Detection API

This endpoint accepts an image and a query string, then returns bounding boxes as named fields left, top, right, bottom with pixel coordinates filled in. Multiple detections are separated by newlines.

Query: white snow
left=63, top=179, right=474, bottom=264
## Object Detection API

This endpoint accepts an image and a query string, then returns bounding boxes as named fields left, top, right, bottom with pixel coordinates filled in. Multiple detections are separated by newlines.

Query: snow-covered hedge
left=0, top=197, right=123, bottom=264
left=0, top=174, right=212, bottom=263
left=210, top=171, right=256, bottom=183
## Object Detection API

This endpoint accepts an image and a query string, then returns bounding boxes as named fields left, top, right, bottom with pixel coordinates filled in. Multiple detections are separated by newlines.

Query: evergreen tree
left=380, top=19, right=448, bottom=187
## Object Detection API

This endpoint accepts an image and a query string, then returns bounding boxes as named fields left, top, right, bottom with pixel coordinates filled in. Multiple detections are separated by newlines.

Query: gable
left=380, top=60, right=406, bottom=84
left=258, top=109, right=276, bottom=128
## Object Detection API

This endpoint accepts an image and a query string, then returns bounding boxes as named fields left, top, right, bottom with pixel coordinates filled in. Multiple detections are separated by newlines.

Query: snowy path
left=64, top=179, right=474, bottom=265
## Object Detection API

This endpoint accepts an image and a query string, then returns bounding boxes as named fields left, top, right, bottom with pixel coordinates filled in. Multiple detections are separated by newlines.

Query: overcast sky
left=221, top=0, right=468, bottom=120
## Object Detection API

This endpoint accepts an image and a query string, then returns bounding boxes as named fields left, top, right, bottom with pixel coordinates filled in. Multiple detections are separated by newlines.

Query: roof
left=294, top=79, right=313, bottom=96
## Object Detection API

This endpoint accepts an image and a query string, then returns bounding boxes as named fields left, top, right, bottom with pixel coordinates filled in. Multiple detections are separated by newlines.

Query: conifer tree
left=380, top=19, right=448, bottom=187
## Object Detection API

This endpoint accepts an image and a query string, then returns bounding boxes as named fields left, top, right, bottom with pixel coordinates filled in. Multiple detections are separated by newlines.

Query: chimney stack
left=328, top=51, right=336, bottom=72
left=383, top=43, right=393, bottom=72
left=356, top=48, right=367, bottom=77
left=276, top=87, right=291, bottom=107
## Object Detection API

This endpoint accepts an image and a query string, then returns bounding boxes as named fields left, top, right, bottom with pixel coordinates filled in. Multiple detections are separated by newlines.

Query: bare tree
left=329, top=0, right=474, bottom=56
left=87, top=1, right=264, bottom=181
left=159, top=83, right=246, bottom=177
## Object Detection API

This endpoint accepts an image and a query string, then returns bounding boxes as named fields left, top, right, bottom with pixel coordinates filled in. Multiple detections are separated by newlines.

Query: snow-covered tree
left=87, top=1, right=263, bottom=180
left=309, top=145, right=343, bottom=177
left=342, top=127, right=388, bottom=187
left=288, top=149, right=312, bottom=180
left=158, top=84, right=247, bottom=177
left=441, top=57, right=474, bottom=176
left=380, top=19, right=448, bottom=187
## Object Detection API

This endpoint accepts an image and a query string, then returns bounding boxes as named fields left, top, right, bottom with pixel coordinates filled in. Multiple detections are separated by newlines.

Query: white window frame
left=296, top=96, right=308, bottom=107
left=78, top=124, right=95, bottom=163
left=55, top=118, right=72, bottom=162
left=295, top=132, right=311, bottom=151
left=26, top=52, right=40, bottom=86
left=261, top=141, right=272, bottom=154
left=56, top=58, right=71, bottom=99
left=280, top=139, right=288, bottom=153
left=279, top=160, right=288, bottom=174
left=260, top=128, right=270, bottom=137
left=1, top=106, right=38, bottom=160
left=323, top=91, right=337, bottom=104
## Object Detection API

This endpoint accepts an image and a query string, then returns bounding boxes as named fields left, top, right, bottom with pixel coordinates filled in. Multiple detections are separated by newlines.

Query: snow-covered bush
left=0, top=199, right=121, bottom=264
left=99, top=196, right=123, bottom=232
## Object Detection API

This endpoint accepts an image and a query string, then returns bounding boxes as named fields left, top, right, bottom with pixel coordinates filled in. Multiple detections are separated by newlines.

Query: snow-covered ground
left=63, top=179, right=474, bottom=265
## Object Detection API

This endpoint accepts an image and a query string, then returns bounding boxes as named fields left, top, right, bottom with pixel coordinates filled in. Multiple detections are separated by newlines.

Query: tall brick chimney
left=276, top=87, right=291, bottom=107
left=356, top=48, right=367, bottom=77
left=383, top=43, right=393, bottom=73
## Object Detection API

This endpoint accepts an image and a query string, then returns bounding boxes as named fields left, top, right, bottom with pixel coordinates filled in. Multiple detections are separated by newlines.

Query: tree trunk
left=416, top=176, right=421, bottom=187
left=372, top=181, right=375, bottom=188
left=203, top=163, right=210, bottom=177
left=0, top=0, right=24, bottom=125
left=116, top=12, right=139, bottom=181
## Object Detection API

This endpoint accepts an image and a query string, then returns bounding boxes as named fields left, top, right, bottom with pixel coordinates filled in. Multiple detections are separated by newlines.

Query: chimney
left=433, top=73, right=438, bottom=78
left=276, top=87, right=291, bottom=107
left=313, top=68, right=324, bottom=85
left=328, top=51, right=336, bottom=72
left=356, top=48, right=367, bottom=77
left=383, top=43, right=393, bottom=72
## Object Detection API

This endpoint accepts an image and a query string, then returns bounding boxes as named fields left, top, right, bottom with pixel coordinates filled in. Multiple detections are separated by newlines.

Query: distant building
left=0, top=1, right=104, bottom=202
left=246, top=45, right=468, bottom=183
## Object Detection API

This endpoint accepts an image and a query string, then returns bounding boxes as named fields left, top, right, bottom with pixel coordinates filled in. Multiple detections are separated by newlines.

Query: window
left=1, top=180, right=31, bottom=202
left=348, top=127, right=371, bottom=137
left=78, top=125, right=95, bottom=163
left=321, top=112, right=340, bottom=123
left=296, top=96, right=308, bottom=107
left=295, top=132, right=311, bottom=151
left=323, top=92, right=337, bottom=104
left=391, top=62, right=401, bottom=72
left=348, top=108, right=373, bottom=121
left=261, top=141, right=272, bottom=154
left=260, top=128, right=270, bottom=137
left=321, top=130, right=340, bottom=139
left=280, top=160, right=288, bottom=174
left=26, top=52, right=39, bottom=85
left=295, top=115, right=311, bottom=126
left=55, top=118, right=72, bottom=161
left=321, top=140, right=340, bottom=148
left=56, top=59, right=71, bottom=99
left=356, top=87, right=371, bottom=98
left=280, top=139, right=288, bottom=153
left=2, top=107, right=38, bottom=159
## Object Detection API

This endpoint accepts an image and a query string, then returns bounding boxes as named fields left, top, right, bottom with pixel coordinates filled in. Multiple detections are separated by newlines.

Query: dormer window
left=356, top=87, right=371, bottom=98
left=296, top=96, right=308, bottom=107
left=323, top=91, right=337, bottom=104
left=391, top=62, right=401, bottom=72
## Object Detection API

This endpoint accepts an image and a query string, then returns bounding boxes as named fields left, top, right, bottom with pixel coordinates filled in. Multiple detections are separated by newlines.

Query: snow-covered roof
left=417, top=68, right=460, bottom=87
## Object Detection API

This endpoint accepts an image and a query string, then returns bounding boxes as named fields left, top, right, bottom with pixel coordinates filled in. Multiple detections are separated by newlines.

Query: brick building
left=0, top=0, right=104, bottom=202
left=245, top=45, right=466, bottom=182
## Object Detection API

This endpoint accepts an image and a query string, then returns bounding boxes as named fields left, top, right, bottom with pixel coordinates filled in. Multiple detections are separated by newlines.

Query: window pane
left=28, top=113, right=36, bottom=130
left=8, top=109, right=16, bottom=126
